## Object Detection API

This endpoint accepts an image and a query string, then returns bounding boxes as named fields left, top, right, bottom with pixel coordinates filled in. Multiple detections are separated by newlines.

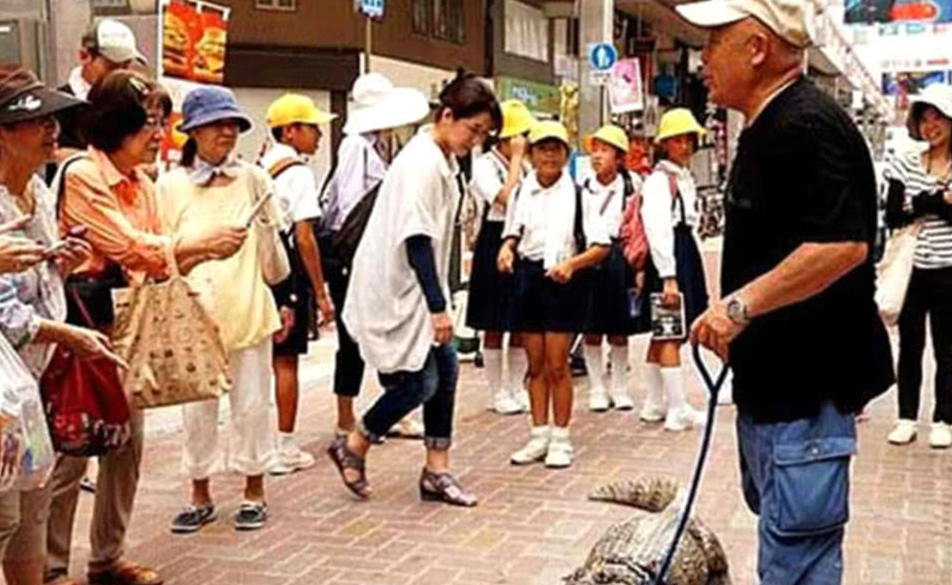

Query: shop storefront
left=495, top=75, right=561, bottom=118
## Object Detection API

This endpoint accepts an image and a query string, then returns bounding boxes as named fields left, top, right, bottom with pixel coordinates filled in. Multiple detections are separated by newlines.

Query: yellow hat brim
left=268, top=110, right=338, bottom=129
left=584, top=134, right=628, bottom=154
left=655, top=126, right=706, bottom=144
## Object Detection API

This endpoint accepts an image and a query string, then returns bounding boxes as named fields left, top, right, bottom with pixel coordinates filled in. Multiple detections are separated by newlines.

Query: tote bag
left=875, top=220, right=924, bottom=326
left=111, top=247, right=231, bottom=409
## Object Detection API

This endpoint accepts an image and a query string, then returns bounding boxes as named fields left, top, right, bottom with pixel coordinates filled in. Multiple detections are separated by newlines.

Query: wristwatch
left=726, top=296, right=750, bottom=326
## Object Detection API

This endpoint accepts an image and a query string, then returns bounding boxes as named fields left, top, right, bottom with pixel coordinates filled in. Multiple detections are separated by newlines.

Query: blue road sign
left=589, top=42, right=618, bottom=71
left=358, top=0, right=385, bottom=19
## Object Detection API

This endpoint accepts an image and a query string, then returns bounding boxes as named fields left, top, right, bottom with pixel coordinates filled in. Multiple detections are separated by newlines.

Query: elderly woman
left=49, top=70, right=245, bottom=585
left=157, top=86, right=284, bottom=533
left=0, top=65, right=126, bottom=585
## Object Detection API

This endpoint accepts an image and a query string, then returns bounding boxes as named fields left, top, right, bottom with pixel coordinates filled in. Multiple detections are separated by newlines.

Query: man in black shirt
left=677, top=1, right=894, bottom=584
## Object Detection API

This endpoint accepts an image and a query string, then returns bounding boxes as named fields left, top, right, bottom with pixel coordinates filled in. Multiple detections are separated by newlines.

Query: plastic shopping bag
left=0, top=335, right=55, bottom=492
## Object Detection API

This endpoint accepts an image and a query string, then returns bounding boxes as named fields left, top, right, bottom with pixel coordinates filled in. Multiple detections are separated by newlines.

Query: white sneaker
left=515, top=389, right=531, bottom=412
left=640, top=399, right=667, bottom=422
left=389, top=417, right=425, bottom=439
left=545, top=436, right=574, bottom=468
left=929, top=422, right=951, bottom=449
left=511, top=427, right=550, bottom=465
left=610, top=388, right=635, bottom=411
left=492, top=390, right=524, bottom=415
left=887, top=419, right=917, bottom=445
left=664, top=406, right=706, bottom=432
left=269, top=446, right=316, bottom=476
left=589, top=387, right=610, bottom=412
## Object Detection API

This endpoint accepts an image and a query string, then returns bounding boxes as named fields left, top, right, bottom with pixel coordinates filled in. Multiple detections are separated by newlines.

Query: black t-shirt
left=55, top=83, right=87, bottom=151
left=722, top=76, right=894, bottom=422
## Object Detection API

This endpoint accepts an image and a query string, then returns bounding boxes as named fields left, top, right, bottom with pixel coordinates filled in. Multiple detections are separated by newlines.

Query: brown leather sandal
left=87, top=561, right=162, bottom=585
left=326, top=436, right=371, bottom=499
left=419, top=468, right=478, bottom=507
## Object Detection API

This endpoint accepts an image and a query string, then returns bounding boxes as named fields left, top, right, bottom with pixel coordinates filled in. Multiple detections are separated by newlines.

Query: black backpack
left=324, top=147, right=381, bottom=266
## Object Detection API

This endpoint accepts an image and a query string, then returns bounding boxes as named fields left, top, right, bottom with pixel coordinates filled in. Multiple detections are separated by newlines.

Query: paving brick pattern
left=58, top=336, right=951, bottom=585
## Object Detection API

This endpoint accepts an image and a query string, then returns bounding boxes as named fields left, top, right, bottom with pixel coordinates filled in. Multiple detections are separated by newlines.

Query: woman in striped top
left=883, top=84, right=952, bottom=449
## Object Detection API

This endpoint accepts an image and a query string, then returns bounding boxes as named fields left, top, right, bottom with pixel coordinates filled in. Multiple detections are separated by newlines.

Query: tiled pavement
left=59, top=335, right=951, bottom=585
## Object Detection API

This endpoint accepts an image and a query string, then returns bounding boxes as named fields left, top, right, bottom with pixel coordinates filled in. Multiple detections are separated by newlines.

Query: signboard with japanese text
left=845, top=1, right=952, bottom=24
left=496, top=76, right=560, bottom=116
left=161, top=0, right=230, bottom=85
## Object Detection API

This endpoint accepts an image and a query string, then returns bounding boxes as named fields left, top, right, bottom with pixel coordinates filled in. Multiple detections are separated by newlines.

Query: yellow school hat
left=655, top=108, right=706, bottom=144
left=266, top=93, right=337, bottom=129
left=498, top=100, right=536, bottom=139
left=528, top=120, right=570, bottom=147
left=585, top=124, right=630, bottom=153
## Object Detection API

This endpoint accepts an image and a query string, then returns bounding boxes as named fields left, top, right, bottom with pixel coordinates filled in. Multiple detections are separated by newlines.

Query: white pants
left=182, top=339, right=275, bottom=479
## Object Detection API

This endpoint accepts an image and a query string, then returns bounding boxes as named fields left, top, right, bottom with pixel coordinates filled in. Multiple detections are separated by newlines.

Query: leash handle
left=653, top=344, right=729, bottom=585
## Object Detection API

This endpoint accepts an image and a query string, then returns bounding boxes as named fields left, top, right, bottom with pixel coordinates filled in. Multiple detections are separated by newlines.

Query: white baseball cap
left=676, top=0, right=813, bottom=49
left=82, top=19, right=146, bottom=65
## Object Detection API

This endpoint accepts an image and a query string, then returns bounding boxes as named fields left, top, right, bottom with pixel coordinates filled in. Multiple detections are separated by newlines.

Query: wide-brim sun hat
left=529, top=120, right=570, bottom=148
left=676, top=0, right=812, bottom=49
left=343, top=72, right=430, bottom=135
left=499, top=99, right=536, bottom=139
left=267, top=93, right=337, bottom=129
left=655, top=108, right=707, bottom=144
left=0, top=65, right=85, bottom=125
left=908, top=84, right=952, bottom=141
left=180, top=85, right=253, bottom=134
left=585, top=124, right=630, bottom=154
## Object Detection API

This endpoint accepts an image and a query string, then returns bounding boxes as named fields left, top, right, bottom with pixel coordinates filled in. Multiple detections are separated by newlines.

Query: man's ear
left=78, top=48, right=93, bottom=66
left=749, top=32, right=770, bottom=68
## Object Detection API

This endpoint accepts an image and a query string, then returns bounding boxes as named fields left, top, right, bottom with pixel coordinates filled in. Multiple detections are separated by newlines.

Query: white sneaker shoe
left=269, top=446, right=316, bottom=476
left=640, top=399, right=667, bottom=422
left=493, top=389, right=525, bottom=415
left=515, top=389, right=531, bottom=412
left=664, top=406, right=706, bottom=432
left=589, top=387, right=610, bottom=412
left=511, top=428, right=550, bottom=465
left=887, top=419, right=917, bottom=445
left=610, top=388, right=635, bottom=411
left=545, top=436, right=574, bottom=468
left=929, top=422, right=951, bottom=449
left=389, top=417, right=425, bottom=438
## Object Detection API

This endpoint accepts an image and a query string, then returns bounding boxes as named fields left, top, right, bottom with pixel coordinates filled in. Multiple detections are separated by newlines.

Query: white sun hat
left=676, top=0, right=813, bottom=49
left=343, top=72, right=431, bottom=135
left=908, top=83, right=952, bottom=140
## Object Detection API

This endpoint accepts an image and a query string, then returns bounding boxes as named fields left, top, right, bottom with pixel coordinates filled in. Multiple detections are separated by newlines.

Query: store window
left=432, top=0, right=464, bottom=44
left=504, top=0, right=549, bottom=63
left=255, top=0, right=296, bottom=12
left=91, top=0, right=130, bottom=15
left=412, top=0, right=429, bottom=36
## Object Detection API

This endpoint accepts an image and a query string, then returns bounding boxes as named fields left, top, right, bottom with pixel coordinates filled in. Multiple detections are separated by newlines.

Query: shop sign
left=496, top=76, right=561, bottom=115
left=608, top=58, right=644, bottom=114
left=161, top=0, right=230, bottom=85
left=845, top=0, right=952, bottom=24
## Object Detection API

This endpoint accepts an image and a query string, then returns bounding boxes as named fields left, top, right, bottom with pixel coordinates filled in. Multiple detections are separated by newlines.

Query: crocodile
left=566, top=476, right=731, bottom=585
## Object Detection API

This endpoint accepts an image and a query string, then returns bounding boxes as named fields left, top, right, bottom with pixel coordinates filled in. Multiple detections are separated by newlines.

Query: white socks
left=584, top=344, right=606, bottom=391
left=551, top=426, right=570, bottom=441
left=661, top=367, right=686, bottom=413
left=278, top=431, right=295, bottom=452
left=509, top=349, right=528, bottom=394
left=483, top=348, right=503, bottom=392
left=645, top=363, right=664, bottom=405
left=610, top=345, right=628, bottom=395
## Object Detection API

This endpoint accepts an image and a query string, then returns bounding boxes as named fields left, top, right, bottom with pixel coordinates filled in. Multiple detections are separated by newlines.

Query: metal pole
left=365, top=16, right=372, bottom=73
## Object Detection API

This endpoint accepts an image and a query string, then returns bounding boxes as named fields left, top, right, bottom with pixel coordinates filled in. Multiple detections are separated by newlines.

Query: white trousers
left=182, top=339, right=275, bottom=479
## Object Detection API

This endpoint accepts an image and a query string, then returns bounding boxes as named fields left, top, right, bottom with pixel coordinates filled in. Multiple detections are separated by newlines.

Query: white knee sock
left=484, top=348, right=503, bottom=393
left=508, top=349, right=528, bottom=395
left=645, top=363, right=663, bottom=405
left=610, top=345, right=629, bottom=395
left=661, top=367, right=686, bottom=413
left=584, top=344, right=606, bottom=391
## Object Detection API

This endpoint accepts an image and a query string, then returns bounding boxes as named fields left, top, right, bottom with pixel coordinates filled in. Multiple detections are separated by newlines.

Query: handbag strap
left=164, top=240, right=182, bottom=279
left=68, top=284, right=97, bottom=329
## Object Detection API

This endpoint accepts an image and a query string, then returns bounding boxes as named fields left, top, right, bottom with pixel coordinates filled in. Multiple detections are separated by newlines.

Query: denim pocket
left=770, top=436, right=856, bottom=537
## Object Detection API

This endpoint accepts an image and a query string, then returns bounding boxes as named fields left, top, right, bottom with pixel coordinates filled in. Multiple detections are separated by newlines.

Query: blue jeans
left=736, top=402, right=857, bottom=585
left=360, top=344, right=458, bottom=450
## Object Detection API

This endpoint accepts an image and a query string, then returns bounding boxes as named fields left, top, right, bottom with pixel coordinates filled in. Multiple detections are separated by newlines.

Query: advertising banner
left=608, top=58, right=644, bottom=114
left=161, top=0, right=230, bottom=85
left=845, top=1, right=952, bottom=24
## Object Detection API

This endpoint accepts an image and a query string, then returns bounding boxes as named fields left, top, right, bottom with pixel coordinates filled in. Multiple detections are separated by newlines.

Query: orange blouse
left=59, top=148, right=169, bottom=284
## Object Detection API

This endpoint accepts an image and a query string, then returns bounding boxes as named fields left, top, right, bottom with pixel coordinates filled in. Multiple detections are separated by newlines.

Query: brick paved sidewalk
left=59, top=337, right=951, bottom=585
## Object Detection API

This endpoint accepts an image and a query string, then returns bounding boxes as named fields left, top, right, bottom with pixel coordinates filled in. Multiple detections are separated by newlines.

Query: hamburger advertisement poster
left=161, top=0, right=229, bottom=85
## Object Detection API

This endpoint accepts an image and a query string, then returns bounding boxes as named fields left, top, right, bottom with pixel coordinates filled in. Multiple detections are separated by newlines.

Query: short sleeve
left=396, top=160, right=444, bottom=243
left=582, top=190, right=610, bottom=247
left=503, top=184, right=525, bottom=240
left=282, top=167, right=322, bottom=224
left=881, top=151, right=906, bottom=185
left=773, top=114, right=870, bottom=244
left=471, top=156, right=504, bottom=206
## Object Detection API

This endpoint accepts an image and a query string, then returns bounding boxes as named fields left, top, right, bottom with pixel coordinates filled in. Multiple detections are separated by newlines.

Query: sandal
left=326, top=436, right=371, bottom=499
left=87, top=561, right=162, bottom=585
left=419, top=468, right=478, bottom=507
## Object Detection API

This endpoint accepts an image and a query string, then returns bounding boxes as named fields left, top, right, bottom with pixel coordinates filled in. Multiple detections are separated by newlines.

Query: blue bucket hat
left=180, top=86, right=253, bottom=133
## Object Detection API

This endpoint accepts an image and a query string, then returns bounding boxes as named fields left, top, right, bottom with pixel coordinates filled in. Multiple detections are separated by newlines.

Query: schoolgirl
left=466, top=99, right=534, bottom=415
left=639, top=108, right=709, bottom=431
left=499, top=121, right=610, bottom=468
left=580, top=125, right=643, bottom=412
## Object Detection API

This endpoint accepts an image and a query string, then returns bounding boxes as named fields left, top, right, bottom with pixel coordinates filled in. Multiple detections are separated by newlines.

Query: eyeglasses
left=142, top=114, right=168, bottom=135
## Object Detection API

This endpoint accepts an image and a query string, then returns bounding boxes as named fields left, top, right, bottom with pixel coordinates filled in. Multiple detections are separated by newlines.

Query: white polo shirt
left=641, top=160, right=700, bottom=278
left=342, top=126, right=460, bottom=373
left=578, top=171, right=642, bottom=239
left=259, top=142, right=322, bottom=237
left=503, top=170, right=610, bottom=269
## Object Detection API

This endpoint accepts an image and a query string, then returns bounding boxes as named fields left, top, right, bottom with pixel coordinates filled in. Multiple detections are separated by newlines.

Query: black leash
left=653, top=344, right=729, bottom=585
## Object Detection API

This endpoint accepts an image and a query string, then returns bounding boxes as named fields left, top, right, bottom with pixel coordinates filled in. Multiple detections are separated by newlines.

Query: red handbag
left=39, top=288, right=132, bottom=457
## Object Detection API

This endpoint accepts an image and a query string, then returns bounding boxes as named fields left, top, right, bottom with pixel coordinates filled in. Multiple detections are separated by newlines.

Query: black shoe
left=233, top=501, right=268, bottom=531
left=170, top=503, right=217, bottom=534
left=570, top=355, right=587, bottom=377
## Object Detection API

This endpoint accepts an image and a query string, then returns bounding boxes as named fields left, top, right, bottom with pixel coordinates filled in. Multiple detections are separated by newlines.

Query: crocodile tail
left=587, top=475, right=680, bottom=512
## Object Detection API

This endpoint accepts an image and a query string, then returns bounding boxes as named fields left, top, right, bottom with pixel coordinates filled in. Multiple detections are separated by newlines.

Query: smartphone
left=244, top=193, right=274, bottom=229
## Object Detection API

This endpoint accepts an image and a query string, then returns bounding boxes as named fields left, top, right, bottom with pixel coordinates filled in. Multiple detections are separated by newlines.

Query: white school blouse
left=503, top=171, right=610, bottom=269
left=578, top=171, right=643, bottom=239
left=342, top=126, right=460, bottom=373
left=641, top=160, right=700, bottom=279
left=470, top=148, right=528, bottom=223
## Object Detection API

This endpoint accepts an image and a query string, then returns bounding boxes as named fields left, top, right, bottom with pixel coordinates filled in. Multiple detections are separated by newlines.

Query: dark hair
left=271, top=127, right=284, bottom=142
left=180, top=137, right=198, bottom=167
left=907, top=102, right=952, bottom=151
left=83, top=70, right=172, bottom=153
left=530, top=138, right=569, bottom=157
left=437, top=69, right=502, bottom=132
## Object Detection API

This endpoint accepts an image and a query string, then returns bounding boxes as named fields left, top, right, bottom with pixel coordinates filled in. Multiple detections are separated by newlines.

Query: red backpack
left=620, top=170, right=679, bottom=271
